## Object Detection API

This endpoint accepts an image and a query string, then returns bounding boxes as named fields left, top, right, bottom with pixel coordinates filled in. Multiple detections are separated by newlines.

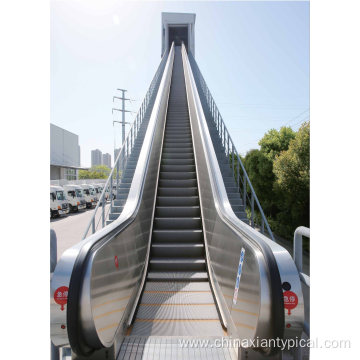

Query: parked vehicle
left=93, top=184, right=107, bottom=203
left=112, top=185, right=117, bottom=199
left=81, top=184, right=97, bottom=208
left=63, top=185, right=86, bottom=212
left=104, top=185, right=110, bottom=201
left=88, top=184, right=98, bottom=204
left=50, top=185, right=69, bottom=218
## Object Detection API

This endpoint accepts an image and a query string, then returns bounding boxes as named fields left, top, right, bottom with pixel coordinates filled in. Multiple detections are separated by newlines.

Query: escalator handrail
left=188, top=51, right=275, bottom=241
left=50, top=43, right=175, bottom=353
left=181, top=44, right=286, bottom=347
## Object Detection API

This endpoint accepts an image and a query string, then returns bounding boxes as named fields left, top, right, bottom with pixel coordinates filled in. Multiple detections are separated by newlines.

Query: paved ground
left=50, top=203, right=110, bottom=261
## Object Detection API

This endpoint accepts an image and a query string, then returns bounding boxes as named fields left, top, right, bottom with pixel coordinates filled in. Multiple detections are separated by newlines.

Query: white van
left=63, top=185, right=86, bottom=212
left=88, top=184, right=98, bottom=204
left=81, top=184, right=96, bottom=208
left=93, top=184, right=105, bottom=202
left=50, top=185, right=69, bottom=218
left=98, top=184, right=110, bottom=202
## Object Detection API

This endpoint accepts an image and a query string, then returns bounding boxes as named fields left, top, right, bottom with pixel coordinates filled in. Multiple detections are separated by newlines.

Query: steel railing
left=82, top=50, right=169, bottom=239
left=188, top=52, right=275, bottom=241
left=293, top=226, right=310, bottom=336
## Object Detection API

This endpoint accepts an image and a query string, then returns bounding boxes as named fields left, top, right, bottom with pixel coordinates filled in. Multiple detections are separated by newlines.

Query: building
left=91, top=149, right=102, bottom=167
left=114, top=148, right=120, bottom=162
left=102, top=153, right=111, bottom=168
left=161, top=12, right=196, bottom=57
left=50, top=123, right=82, bottom=180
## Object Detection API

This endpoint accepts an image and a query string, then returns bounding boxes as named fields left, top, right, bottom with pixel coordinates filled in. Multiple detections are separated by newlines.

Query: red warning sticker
left=114, top=255, right=119, bottom=269
left=283, top=290, right=298, bottom=315
left=54, top=286, right=69, bottom=311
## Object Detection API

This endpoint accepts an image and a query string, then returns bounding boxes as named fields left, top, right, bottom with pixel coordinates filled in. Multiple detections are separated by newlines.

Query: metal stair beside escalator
left=106, top=89, right=160, bottom=226
left=189, top=57, right=249, bottom=224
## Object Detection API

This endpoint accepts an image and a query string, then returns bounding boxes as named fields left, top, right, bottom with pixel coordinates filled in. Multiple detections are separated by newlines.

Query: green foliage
left=79, top=165, right=112, bottom=179
left=243, top=122, right=309, bottom=241
left=272, top=122, right=310, bottom=237
left=259, top=126, right=296, bottom=160
left=243, top=149, right=275, bottom=216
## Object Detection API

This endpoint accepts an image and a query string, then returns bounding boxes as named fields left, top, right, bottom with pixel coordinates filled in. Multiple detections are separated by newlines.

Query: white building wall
left=50, top=123, right=80, bottom=167
left=91, top=149, right=102, bottom=167
left=102, top=153, right=111, bottom=168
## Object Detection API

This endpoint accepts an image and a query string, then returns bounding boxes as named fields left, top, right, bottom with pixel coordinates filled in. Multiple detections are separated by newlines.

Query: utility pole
left=112, top=90, right=135, bottom=172
left=112, top=89, right=132, bottom=145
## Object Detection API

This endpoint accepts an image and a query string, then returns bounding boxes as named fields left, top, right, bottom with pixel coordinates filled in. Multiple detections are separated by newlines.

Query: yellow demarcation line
left=98, top=323, right=119, bottom=332
left=144, top=290, right=211, bottom=293
left=93, top=295, right=130, bottom=309
left=231, top=308, right=258, bottom=316
left=223, top=294, right=259, bottom=305
left=99, top=318, right=222, bottom=331
left=235, top=322, right=255, bottom=330
left=94, top=307, right=125, bottom=320
left=135, top=319, right=219, bottom=322
left=139, top=303, right=214, bottom=306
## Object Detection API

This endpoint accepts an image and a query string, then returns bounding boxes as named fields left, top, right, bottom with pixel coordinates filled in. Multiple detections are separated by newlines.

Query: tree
left=259, top=126, right=296, bottom=160
left=79, top=165, right=111, bottom=179
left=243, top=149, right=276, bottom=216
left=273, top=122, right=310, bottom=237
left=241, top=122, right=309, bottom=241
left=78, top=169, right=91, bottom=179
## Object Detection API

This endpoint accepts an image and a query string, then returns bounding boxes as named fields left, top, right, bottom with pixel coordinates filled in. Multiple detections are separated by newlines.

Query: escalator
left=51, top=43, right=304, bottom=359
left=129, top=46, right=223, bottom=339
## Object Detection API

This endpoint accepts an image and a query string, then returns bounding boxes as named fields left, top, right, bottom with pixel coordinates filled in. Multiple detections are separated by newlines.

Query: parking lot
left=50, top=203, right=110, bottom=261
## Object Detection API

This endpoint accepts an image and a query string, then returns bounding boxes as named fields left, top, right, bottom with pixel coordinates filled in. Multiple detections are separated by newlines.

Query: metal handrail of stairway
left=188, top=52, right=275, bottom=242
left=82, top=49, right=170, bottom=240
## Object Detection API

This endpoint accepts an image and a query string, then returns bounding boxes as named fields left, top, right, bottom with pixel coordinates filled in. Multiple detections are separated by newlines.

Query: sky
left=51, top=0, right=309, bottom=167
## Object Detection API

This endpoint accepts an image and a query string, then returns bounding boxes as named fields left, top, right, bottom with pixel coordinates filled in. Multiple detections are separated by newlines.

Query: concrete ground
left=50, top=203, right=110, bottom=261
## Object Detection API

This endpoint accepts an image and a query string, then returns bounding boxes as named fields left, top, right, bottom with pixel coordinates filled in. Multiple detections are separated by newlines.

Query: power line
left=291, top=116, right=310, bottom=128
left=285, top=108, right=310, bottom=126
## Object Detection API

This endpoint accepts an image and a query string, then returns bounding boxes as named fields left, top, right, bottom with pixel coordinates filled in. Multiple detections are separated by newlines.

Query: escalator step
left=152, top=229, right=203, bottom=243
left=151, top=243, right=204, bottom=258
left=147, top=271, right=208, bottom=282
left=150, top=258, right=206, bottom=271
left=156, top=196, right=199, bottom=206
left=158, top=179, right=197, bottom=187
left=155, top=206, right=200, bottom=217
left=160, top=171, right=196, bottom=179
left=157, top=187, right=198, bottom=196
left=153, top=217, right=202, bottom=230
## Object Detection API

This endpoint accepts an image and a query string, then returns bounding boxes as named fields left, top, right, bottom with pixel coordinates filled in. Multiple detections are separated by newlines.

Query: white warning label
left=233, top=247, right=246, bottom=305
